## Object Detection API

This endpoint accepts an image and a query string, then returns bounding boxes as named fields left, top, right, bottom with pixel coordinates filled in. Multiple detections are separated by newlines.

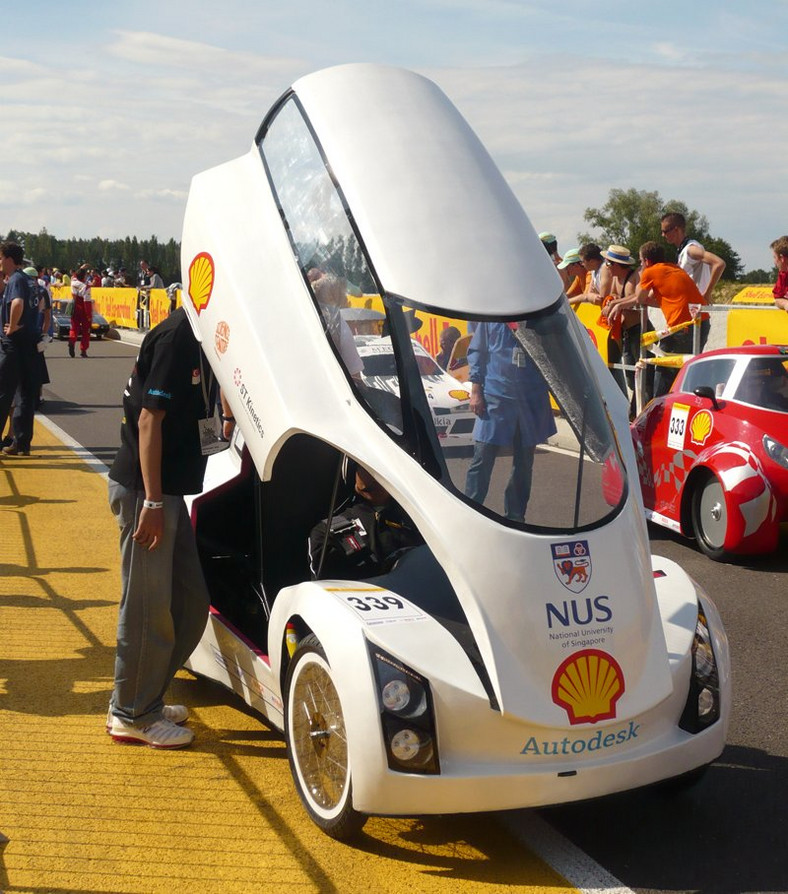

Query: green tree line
left=2, top=228, right=182, bottom=285
left=577, top=188, right=752, bottom=281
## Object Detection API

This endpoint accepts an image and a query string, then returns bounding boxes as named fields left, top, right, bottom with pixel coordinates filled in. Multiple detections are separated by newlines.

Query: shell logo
left=551, top=649, right=625, bottom=725
left=188, top=252, right=215, bottom=315
left=448, top=389, right=470, bottom=401
left=689, top=409, right=713, bottom=446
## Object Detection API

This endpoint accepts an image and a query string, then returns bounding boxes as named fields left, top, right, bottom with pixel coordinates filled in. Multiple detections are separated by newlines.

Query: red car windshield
left=733, top=357, right=788, bottom=413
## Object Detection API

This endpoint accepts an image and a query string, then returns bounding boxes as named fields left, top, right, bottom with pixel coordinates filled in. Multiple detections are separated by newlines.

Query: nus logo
left=546, top=595, right=612, bottom=629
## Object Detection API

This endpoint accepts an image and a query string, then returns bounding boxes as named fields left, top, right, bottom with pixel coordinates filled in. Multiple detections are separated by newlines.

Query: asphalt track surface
left=1, top=334, right=786, bottom=893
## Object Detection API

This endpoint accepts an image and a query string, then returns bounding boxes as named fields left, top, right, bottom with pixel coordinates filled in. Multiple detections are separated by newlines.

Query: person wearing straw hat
left=601, top=246, right=656, bottom=416
left=596, top=245, right=640, bottom=402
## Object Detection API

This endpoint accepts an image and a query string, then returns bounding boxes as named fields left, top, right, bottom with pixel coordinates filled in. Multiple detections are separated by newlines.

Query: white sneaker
left=163, top=704, right=189, bottom=725
left=109, top=716, right=194, bottom=749
left=106, top=704, right=189, bottom=731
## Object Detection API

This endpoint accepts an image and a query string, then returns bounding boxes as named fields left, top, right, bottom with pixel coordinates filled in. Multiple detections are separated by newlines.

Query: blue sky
left=4, top=0, right=787, bottom=273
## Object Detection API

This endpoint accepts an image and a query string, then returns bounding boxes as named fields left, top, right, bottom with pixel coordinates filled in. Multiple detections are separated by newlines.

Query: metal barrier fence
left=609, top=303, right=787, bottom=416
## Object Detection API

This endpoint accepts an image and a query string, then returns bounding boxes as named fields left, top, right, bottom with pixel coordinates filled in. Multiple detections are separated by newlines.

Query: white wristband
left=143, top=499, right=164, bottom=509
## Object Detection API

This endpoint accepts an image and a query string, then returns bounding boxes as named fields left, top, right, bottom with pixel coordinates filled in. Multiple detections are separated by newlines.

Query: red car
left=631, top=345, right=788, bottom=560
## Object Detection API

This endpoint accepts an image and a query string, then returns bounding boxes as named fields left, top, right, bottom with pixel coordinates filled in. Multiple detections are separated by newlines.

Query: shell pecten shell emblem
left=188, top=252, right=215, bottom=315
left=552, top=649, right=625, bottom=725
left=689, top=409, right=713, bottom=446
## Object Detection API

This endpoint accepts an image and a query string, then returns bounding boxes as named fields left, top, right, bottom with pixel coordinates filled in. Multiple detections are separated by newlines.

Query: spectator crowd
left=0, top=250, right=172, bottom=455
left=538, top=217, right=788, bottom=414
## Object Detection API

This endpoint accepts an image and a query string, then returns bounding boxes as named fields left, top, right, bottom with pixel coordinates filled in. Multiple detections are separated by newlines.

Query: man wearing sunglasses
left=660, top=212, right=725, bottom=303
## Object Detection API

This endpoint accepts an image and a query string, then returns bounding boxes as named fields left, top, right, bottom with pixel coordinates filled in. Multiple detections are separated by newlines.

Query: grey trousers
left=108, top=481, right=210, bottom=726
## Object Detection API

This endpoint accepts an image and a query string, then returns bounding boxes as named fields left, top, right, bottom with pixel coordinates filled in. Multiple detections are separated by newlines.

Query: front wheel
left=691, top=474, right=730, bottom=561
left=284, top=634, right=365, bottom=840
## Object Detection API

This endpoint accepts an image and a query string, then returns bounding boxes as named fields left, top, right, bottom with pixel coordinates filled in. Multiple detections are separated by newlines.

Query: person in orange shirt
left=610, top=241, right=709, bottom=397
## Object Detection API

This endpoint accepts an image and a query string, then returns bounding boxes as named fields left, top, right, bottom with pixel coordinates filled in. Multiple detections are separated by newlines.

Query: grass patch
left=712, top=281, right=771, bottom=305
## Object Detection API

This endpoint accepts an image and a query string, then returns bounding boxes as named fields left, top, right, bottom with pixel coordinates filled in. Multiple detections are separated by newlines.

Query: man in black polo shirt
left=107, top=307, right=233, bottom=748
left=0, top=241, right=40, bottom=456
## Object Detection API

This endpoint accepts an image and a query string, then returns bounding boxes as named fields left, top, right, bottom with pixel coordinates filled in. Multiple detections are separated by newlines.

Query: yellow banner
left=727, top=286, right=788, bottom=347
left=573, top=301, right=611, bottom=365
left=732, top=286, right=775, bottom=304
left=50, top=285, right=179, bottom=330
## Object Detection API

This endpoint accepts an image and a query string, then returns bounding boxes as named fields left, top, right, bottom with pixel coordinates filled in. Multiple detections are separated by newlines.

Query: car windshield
left=394, top=302, right=627, bottom=532
left=732, top=356, right=788, bottom=412
left=681, top=357, right=737, bottom=399
left=259, top=94, right=627, bottom=533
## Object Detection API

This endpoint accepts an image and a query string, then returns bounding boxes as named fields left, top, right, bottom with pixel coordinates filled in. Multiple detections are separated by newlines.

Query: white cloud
left=3, top=5, right=788, bottom=273
left=98, top=180, right=132, bottom=193
left=429, top=55, right=788, bottom=270
left=137, top=187, right=189, bottom=202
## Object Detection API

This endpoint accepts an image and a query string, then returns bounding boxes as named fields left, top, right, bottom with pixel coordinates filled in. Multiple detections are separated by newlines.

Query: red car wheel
left=691, top=474, right=730, bottom=561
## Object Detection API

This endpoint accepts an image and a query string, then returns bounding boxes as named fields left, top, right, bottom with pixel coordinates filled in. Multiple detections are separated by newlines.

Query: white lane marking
left=498, top=811, right=635, bottom=894
left=36, top=414, right=110, bottom=479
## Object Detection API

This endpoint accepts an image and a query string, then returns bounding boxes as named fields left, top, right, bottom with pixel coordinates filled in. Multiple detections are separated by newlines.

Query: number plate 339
left=328, top=588, right=426, bottom=626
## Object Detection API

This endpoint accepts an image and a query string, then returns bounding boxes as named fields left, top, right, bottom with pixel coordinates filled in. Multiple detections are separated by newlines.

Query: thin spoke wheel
left=285, top=635, right=365, bottom=839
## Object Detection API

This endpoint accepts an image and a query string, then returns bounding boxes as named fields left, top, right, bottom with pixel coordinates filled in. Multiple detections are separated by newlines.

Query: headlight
left=381, top=679, right=411, bottom=712
left=368, top=644, right=439, bottom=774
left=679, top=606, right=721, bottom=733
left=763, top=434, right=788, bottom=469
left=390, top=728, right=433, bottom=766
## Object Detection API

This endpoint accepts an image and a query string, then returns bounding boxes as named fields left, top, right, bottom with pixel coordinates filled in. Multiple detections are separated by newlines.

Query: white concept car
left=181, top=64, right=730, bottom=839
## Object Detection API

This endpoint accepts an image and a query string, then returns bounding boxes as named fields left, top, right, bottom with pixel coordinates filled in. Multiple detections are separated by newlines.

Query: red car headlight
left=763, top=435, right=788, bottom=470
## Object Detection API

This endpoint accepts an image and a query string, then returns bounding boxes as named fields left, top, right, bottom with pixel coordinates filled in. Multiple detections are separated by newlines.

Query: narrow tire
left=691, top=473, right=730, bottom=561
left=284, top=634, right=365, bottom=840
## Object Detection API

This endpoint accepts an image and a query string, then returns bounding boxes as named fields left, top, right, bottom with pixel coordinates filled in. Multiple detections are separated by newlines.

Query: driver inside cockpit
left=309, top=465, right=423, bottom=580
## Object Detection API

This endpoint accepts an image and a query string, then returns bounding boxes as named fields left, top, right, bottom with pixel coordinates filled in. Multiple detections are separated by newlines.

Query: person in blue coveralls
left=464, top=322, right=556, bottom=522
